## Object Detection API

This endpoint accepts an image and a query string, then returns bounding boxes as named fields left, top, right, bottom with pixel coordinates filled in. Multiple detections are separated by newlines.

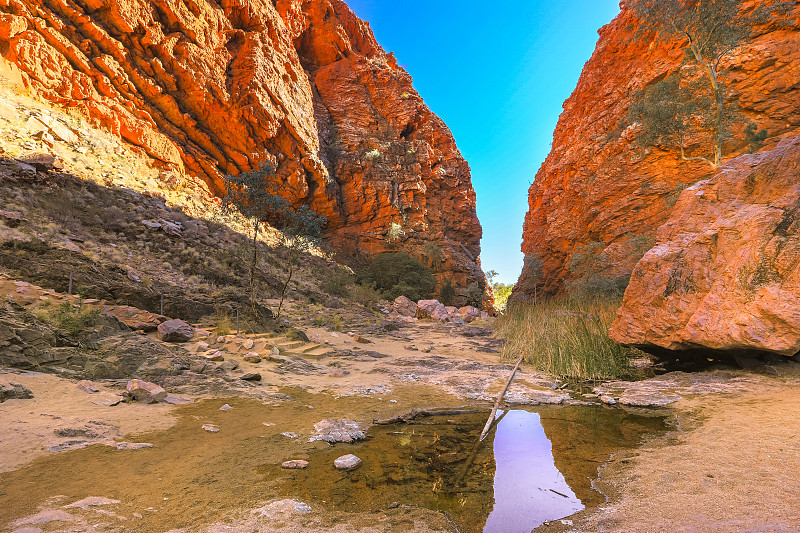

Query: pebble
left=281, top=432, right=299, bottom=439
left=220, top=404, right=232, bottom=411
left=281, top=460, right=309, bottom=469
left=202, top=424, right=220, bottom=433
left=241, top=373, right=262, bottom=381
left=334, top=454, right=362, bottom=470
left=599, top=395, right=617, bottom=405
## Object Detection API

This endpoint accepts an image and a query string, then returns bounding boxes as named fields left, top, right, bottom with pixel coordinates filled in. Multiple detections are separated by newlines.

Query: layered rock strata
left=611, top=136, right=800, bottom=358
left=516, top=4, right=800, bottom=296
left=0, top=0, right=482, bottom=294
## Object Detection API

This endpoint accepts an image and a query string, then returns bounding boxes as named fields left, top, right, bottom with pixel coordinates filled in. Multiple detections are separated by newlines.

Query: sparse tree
left=626, top=0, right=792, bottom=167
left=220, top=163, right=326, bottom=319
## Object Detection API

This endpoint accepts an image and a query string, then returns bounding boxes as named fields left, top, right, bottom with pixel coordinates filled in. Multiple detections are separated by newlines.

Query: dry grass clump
left=495, top=296, right=634, bottom=381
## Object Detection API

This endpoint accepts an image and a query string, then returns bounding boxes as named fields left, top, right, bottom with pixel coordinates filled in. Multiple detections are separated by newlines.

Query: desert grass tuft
left=495, top=296, right=634, bottom=381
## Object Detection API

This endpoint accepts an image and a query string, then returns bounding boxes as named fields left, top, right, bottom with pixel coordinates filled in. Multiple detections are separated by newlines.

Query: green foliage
left=491, top=282, right=514, bottom=313
left=38, top=298, right=101, bottom=340
left=566, top=238, right=650, bottom=299
left=626, top=0, right=792, bottom=167
left=422, top=243, right=443, bottom=271
left=359, top=252, right=436, bottom=302
left=321, top=269, right=354, bottom=298
left=744, top=123, right=768, bottom=153
left=440, top=279, right=456, bottom=306
left=219, top=163, right=326, bottom=318
left=496, top=296, right=635, bottom=381
left=465, top=281, right=484, bottom=308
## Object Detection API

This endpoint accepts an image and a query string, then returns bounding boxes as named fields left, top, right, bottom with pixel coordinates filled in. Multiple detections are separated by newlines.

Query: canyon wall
left=515, top=3, right=800, bottom=297
left=0, top=0, right=483, bottom=297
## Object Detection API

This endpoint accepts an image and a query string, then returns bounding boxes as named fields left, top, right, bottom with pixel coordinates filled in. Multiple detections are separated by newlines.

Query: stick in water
left=478, top=354, right=525, bottom=442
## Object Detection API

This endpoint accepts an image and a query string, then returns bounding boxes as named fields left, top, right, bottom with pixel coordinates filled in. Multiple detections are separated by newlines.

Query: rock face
left=0, top=0, right=483, bottom=293
left=516, top=4, right=800, bottom=297
left=611, top=137, right=800, bottom=357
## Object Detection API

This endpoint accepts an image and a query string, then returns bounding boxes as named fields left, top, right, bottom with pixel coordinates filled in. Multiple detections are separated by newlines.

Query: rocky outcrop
left=611, top=137, right=800, bottom=357
left=516, top=4, right=800, bottom=297
left=0, top=0, right=483, bottom=295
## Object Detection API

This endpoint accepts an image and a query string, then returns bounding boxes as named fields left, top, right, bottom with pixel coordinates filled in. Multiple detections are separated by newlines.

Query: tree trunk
left=690, top=43, right=722, bottom=168
left=276, top=261, right=293, bottom=319
left=250, top=220, right=260, bottom=319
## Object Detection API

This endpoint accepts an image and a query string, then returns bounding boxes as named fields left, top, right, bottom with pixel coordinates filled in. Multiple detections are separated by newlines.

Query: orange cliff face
left=515, top=3, right=800, bottom=298
left=0, top=0, right=484, bottom=298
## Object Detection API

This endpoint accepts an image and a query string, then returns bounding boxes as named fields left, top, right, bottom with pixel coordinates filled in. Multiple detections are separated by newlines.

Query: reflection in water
left=485, top=410, right=583, bottom=532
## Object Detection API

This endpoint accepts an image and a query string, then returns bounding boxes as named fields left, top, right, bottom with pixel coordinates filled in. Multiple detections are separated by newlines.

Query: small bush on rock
left=359, top=252, right=436, bottom=302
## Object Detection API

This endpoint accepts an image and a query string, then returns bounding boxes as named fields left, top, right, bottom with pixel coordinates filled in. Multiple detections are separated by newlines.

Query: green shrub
left=496, top=296, right=634, bottom=381
left=465, top=281, right=484, bottom=308
left=359, top=252, right=436, bottom=302
left=440, top=279, right=455, bottom=306
left=37, top=298, right=101, bottom=340
left=321, top=269, right=353, bottom=297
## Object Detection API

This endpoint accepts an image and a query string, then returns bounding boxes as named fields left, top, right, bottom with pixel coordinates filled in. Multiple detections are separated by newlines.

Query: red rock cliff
left=515, top=3, right=800, bottom=297
left=0, top=0, right=483, bottom=297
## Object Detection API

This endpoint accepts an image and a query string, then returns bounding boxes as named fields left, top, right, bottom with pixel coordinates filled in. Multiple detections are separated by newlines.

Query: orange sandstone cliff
left=0, top=0, right=483, bottom=297
left=610, top=136, right=800, bottom=358
left=515, top=3, right=800, bottom=297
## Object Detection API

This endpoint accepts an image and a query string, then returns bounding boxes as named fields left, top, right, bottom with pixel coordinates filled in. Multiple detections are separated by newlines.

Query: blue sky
left=346, top=1, right=621, bottom=284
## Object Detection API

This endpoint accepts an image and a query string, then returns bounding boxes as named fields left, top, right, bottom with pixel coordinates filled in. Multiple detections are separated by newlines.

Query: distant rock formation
left=611, top=136, right=800, bottom=358
left=0, top=0, right=483, bottom=296
left=515, top=3, right=800, bottom=297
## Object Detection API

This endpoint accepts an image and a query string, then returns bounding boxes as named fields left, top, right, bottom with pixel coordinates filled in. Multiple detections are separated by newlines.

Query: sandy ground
left=541, top=377, right=800, bottom=533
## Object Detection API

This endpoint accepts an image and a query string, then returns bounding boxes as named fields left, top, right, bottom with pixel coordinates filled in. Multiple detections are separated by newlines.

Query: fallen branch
left=373, top=407, right=484, bottom=425
left=478, top=354, right=525, bottom=442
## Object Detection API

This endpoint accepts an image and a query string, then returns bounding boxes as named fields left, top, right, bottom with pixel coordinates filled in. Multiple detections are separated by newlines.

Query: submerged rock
left=334, top=454, right=362, bottom=470
left=281, top=460, right=309, bottom=469
left=312, top=419, right=365, bottom=443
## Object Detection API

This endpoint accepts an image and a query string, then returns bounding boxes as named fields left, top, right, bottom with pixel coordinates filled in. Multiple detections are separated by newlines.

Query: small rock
left=76, top=380, right=100, bottom=394
left=203, top=350, right=225, bottom=361
left=334, top=454, right=362, bottom=470
left=599, top=395, right=617, bottom=405
left=220, top=404, right=232, bottom=411
left=90, top=392, right=124, bottom=406
left=20, top=152, right=57, bottom=171
left=281, top=460, right=309, bottom=469
left=157, top=319, right=194, bottom=342
left=0, top=380, right=34, bottom=402
left=354, top=335, right=372, bottom=344
left=65, top=496, right=121, bottom=509
left=126, top=379, right=167, bottom=404
left=281, top=432, right=299, bottom=439
left=241, top=373, right=262, bottom=381
left=220, top=360, right=239, bottom=371
left=202, top=424, right=219, bottom=433
left=242, top=339, right=254, bottom=350
left=115, top=442, right=153, bottom=450
left=254, top=499, right=312, bottom=519
left=163, top=395, right=193, bottom=405
left=243, top=352, right=261, bottom=363
left=330, top=332, right=339, bottom=338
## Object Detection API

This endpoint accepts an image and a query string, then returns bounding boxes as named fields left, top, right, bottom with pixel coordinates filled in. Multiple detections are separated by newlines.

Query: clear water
left=0, top=398, right=669, bottom=532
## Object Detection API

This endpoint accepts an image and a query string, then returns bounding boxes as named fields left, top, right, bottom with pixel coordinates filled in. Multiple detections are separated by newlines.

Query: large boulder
left=416, top=300, right=451, bottom=323
left=611, top=137, right=800, bottom=357
left=393, top=295, right=418, bottom=317
left=157, top=319, right=194, bottom=343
